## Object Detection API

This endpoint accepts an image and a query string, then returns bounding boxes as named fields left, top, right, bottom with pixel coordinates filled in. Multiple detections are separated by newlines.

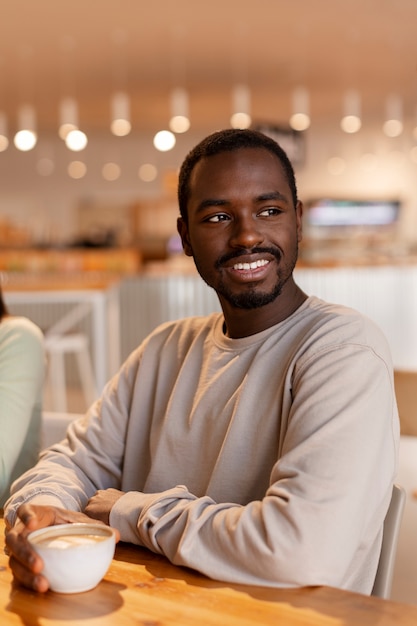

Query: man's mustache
left=215, top=247, right=281, bottom=268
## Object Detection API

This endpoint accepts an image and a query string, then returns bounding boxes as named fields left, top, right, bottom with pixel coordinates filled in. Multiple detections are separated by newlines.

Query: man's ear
left=177, top=217, right=193, bottom=257
left=296, top=201, right=303, bottom=243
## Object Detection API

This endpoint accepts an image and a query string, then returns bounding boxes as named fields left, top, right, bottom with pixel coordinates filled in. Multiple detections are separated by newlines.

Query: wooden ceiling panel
left=0, top=0, right=416, bottom=135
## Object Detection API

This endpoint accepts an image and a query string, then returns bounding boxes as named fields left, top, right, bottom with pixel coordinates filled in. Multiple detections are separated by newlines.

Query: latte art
left=31, top=532, right=108, bottom=549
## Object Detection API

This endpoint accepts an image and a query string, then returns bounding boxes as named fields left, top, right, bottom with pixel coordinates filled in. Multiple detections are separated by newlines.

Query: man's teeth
left=233, top=259, right=269, bottom=270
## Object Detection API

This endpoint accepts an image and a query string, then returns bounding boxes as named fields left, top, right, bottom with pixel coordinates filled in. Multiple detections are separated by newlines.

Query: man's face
left=177, top=147, right=303, bottom=310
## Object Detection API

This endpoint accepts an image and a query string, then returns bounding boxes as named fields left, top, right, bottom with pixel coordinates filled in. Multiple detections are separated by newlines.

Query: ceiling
left=1, top=0, right=417, bottom=138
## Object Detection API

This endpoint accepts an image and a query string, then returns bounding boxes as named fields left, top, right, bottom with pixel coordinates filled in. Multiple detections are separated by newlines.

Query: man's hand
left=5, top=503, right=108, bottom=592
left=84, top=488, right=125, bottom=525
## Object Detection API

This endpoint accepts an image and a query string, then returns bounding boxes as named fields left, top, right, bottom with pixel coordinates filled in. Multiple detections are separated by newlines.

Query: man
left=5, top=129, right=399, bottom=594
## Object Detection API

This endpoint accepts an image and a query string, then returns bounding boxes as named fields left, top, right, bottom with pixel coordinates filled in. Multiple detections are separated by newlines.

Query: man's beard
left=216, top=280, right=285, bottom=309
left=194, top=244, right=299, bottom=310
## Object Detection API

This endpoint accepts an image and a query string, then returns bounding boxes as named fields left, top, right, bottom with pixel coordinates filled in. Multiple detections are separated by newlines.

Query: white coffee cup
left=28, top=522, right=117, bottom=593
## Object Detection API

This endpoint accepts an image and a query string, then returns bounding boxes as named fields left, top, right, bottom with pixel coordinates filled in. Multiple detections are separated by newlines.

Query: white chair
left=371, top=484, right=406, bottom=599
left=44, top=302, right=98, bottom=413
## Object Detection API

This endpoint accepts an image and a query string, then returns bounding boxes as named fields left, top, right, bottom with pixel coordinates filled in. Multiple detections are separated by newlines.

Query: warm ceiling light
left=230, top=112, right=252, bottom=129
left=68, top=160, right=87, bottom=179
left=153, top=130, right=176, bottom=152
left=14, top=104, right=37, bottom=151
left=110, top=91, right=131, bottom=136
left=0, top=112, right=9, bottom=152
left=340, top=90, right=362, bottom=134
left=102, top=162, right=121, bottom=181
left=14, top=130, right=37, bottom=151
left=169, top=87, right=190, bottom=133
left=230, top=84, right=251, bottom=129
left=111, top=118, right=132, bottom=137
left=65, top=129, right=88, bottom=151
left=138, top=163, right=157, bottom=182
left=59, top=97, right=78, bottom=139
left=383, top=119, right=403, bottom=138
left=289, top=86, right=310, bottom=131
left=341, top=115, right=362, bottom=134
left=383, top=94, right=403, bottom=137
left=170, top=115, right=190, bottom=133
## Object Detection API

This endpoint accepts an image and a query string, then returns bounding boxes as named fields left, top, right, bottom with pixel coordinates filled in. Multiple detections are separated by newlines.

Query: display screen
left=306, top=199, right=400, bottom=227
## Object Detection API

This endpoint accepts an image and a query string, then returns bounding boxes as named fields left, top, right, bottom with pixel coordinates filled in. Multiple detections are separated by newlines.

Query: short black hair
left=177, top=128, right=298, bottom=222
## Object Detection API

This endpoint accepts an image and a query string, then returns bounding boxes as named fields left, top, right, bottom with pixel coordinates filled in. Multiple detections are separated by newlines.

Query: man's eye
left=205, top=213, right=229, bottom=223
left=258, top=207, right=281, bottom=217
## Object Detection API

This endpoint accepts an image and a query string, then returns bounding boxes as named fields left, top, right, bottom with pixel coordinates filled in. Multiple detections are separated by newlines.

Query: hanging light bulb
left=138, top=163, right=158, bottom=182
left=59, top=98, right=87, bottom=150
left=383, top=94, right=403, bottom=137
left=68, top=160, right=87, bottom=179
left=14, top=104, right=37, bottom=151
left=340, top=90, right=362, bottom=133
left=110, top=91, right=131, bottom=136
left=59, top=97, right=78, bottom=140
left=153, top=130, right=176, bottom=152
left=289, top=86, right=310, bottom=131
left=169, top=87, right=190, bottom=133
left=0, top=112, right=9, bottom=152
left=102, top=162, right=121, bottom=181
left=65, top=128, right=88, bottom=151
left=230, top=84, right=251, bottom=129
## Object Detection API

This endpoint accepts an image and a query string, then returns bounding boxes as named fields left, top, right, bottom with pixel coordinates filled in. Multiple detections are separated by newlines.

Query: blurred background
left=0, top=0, right=416, bottom=262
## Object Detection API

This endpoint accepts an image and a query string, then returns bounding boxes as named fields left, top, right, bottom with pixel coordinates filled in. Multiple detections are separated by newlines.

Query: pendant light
left=289, top=86, right=310, bottom=131
left=383, top=94, right=403, bottom=137
left=169, top=87, right=190, bottom=133
left=340, top=90, right=362, bottom=134
left=59, top=97, right=78, bottom=140
left=14, top=104, right=37, bottom=151
left=110, top=91, right=131, bottom=137
left=230, top=83, right=251, bottom=129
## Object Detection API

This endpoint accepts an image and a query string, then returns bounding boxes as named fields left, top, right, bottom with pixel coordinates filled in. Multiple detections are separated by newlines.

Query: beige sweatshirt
left=5, top=296, right=399, bottom=594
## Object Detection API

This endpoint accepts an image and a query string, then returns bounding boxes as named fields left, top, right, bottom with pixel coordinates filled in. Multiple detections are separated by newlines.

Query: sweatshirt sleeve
left=110, top=341, right=399, bottom=590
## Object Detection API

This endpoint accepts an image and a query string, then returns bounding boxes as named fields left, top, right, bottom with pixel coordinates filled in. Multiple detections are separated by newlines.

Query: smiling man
left=5, top=129, right=399, bottom=596
left=177, top=137, right=305, bottom=336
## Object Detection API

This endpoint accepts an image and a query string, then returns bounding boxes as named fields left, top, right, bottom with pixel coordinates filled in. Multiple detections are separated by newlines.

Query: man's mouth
left=216, top=247, right=281, bottom=271
left=232, top=259, right=270, bottom=271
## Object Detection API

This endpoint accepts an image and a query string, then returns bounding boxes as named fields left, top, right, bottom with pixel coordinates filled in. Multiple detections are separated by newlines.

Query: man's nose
left=229, top=215, right=264, bottom=248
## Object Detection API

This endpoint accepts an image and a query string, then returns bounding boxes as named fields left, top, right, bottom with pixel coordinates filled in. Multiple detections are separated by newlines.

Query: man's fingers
left=9, top=555, right=49, bottom=593
left=5, top=530, right=43, bottom=571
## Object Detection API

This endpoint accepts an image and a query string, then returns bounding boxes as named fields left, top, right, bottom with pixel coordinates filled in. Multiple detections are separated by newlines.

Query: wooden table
left=1, top=519, right=417, bottom=625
